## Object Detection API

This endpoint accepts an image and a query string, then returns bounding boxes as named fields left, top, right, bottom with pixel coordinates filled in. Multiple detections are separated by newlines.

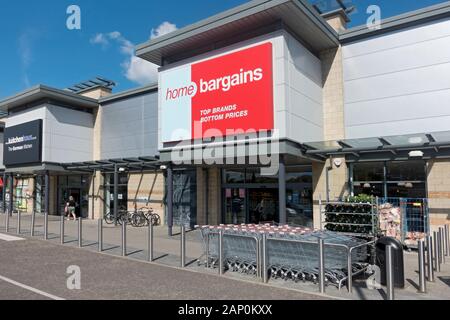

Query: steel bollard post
left=262, top=233, right=268, bottom=283
left=98, top=219, right=103, bottom=252
left=5, top=208, right=9, bottom=233
left=122, top=220, right=127, bottom=257
left=218, top=229, right=224, bottom=275
left=426, top=236, right=434, bottom=282
left=445, top=224, right=450, bottom=257
left=30, top=211, right=36, bottom=237
left=44, top=212, right=48, bottom=240
left=148, top=220, right=154, bottom=262
left=205, top=234, right=210, bottom=268
left=433, top=232, right=439, bottom=272
left=347, top=248, right=353, bottom=294
left=319, top=238, right=325, bottom=294
left=180, top=225, right=186, bottom=268
left=440, top=228, right=445, bottom=264
left=437, top=231, right=442, bottom=269
left=60, top=215, right=65, bottom=245
left=16, top=211, right=21, bottom=235
left=78, top=218, right=83, bottom=248
left=386, top=245, right=395, bottom=300
left=418, top=240, right=427, bottom=293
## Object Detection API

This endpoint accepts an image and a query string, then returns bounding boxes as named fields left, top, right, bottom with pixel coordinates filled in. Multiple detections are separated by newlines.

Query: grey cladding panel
left=101, top=91, right=158, bottom=159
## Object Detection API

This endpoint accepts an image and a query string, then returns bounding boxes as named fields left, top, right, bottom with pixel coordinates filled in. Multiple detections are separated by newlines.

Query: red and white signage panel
left=160, top=42, right=274, bottom=142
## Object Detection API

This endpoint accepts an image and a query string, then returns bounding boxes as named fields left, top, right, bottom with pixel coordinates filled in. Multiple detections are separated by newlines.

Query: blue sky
left=0, top=0, right=448, bottom=99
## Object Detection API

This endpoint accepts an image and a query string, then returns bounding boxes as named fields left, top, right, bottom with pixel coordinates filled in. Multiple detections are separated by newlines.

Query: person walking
left=65, top=196, right=77, bottom=221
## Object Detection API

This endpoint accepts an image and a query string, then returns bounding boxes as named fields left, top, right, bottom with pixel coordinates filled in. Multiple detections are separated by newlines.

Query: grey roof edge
left=99, top=83, right=158, bottom=104
left=0, top=84, right=99, bottom=111
left=321, top=8, right=351, bottom=23
left=340, top=1, right=450, bottom=43
left=135, top=0, right=339, bottom=61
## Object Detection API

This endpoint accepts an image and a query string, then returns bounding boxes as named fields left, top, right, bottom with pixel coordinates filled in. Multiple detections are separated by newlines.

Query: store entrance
left=224, top=188, right=279, bottom=225
left=248, top=189, right=278, bottom=224
left=60, top=188, right=81, bottom=217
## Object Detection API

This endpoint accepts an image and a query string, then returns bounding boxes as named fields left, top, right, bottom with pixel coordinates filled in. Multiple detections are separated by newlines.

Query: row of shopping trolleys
left=196, top=224, right=372, bottom=289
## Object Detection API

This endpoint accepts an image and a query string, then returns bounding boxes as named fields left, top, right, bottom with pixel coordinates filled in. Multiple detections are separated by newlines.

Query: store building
left=0, top=80, right=165, bottom=222
left=1, top=0, right=450, bottom=232
left=134, top=0, right=450, bottom=231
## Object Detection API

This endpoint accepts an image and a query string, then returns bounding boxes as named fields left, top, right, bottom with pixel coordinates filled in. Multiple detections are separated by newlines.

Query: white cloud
left=150, top=21, right=177, bottom=39
left=90, top=33, right=109, bottom=46
left=122, top=56, right=158, bottom=86
left=18, top=30, right=38, bottom=88
left=91, top=21, right=178, bottom=86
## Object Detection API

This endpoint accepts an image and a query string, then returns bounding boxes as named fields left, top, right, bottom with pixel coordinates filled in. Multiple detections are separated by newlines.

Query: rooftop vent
left=66, top=77, right=116, bottom=94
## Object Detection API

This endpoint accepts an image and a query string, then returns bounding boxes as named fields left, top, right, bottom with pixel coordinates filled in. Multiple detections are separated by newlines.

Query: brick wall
left=127, top=172, right=165, bottom=224
left=427, top=160, right=450, bottom=228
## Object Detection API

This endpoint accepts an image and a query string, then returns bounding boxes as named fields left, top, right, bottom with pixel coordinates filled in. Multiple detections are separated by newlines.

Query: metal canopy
left=63, top=156, right=161, bottom=173
left=304, top=131, right=450, bottom=162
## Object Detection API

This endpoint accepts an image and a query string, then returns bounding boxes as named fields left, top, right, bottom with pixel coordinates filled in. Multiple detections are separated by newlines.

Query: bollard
left=418, top=240, right=427, bottom=293
left=386, top=245, right=395, bottom=300
left=78, top=218, right=83, bottom=248
left=16, top=211, right=21, bottom=235
left=318, top=238, right=325, bottom=294
left=5, top=209, right=9, bottom=233
left=205, top=233, right=210, bottom=268
left=445, top=225, right=449, bottom=257
left=426, top=236, right=434, bottom=282
left=122, top=220, right=127, bottom=257
left=180, top=225, right=186, bottom=268
left=218, top=229, right=224, bottom=275
left=60, top=215, right=65, bottom=245
left=433, top=232, right=439, bottom=272
left=147, top=220, right=154, bottom=262
left=30, top=211, right=36, bottom=237
left=98, top=219, right=103, bottom=252
left=44, top=212, right=48, bottom=240
left=440, top=228, right=445, bottom=264
left=262, top=233, right=268, bottom=283
left=437, top=231, right=442, bottom=269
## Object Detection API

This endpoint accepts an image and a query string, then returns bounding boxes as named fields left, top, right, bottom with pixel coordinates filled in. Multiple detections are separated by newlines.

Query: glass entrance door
left=248, top=189, right=278, bottom=224
left=224, top=189, right=246, bottom=224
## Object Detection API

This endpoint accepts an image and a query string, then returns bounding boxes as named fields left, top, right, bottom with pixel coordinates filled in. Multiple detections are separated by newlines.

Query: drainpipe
left=325, top=156, right=333, bottom=202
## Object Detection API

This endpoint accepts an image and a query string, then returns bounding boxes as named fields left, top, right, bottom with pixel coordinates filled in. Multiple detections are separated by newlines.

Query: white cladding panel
left=343, top=18, right=450, bottom=139
left=4, top=104, right=93, bottom=163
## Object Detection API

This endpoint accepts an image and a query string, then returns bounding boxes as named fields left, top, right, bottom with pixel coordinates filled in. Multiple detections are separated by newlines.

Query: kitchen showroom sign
left=160, top=42, right=274, bottom=142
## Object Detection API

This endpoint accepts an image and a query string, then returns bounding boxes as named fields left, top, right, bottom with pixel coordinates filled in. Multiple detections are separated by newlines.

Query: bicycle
left=130, top=207, right=161, bottom=227
left=104, top=206, right=129, bottom=225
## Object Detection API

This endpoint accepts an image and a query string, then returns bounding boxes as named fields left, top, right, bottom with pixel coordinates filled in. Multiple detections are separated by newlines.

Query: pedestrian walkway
left=0, top=213, right=449, bottom=300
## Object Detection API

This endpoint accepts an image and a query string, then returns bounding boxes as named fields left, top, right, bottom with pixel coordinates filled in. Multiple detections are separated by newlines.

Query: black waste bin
left=375, top=237, right=405, bottom=289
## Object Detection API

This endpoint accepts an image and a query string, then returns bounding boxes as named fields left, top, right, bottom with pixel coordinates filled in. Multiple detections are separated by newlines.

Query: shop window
left=353, top=162, right=384, bottom=182
left=286, top=187, right=313, bottom=228
left=166, top=170, right=197, bottom=227
left=286, top=166, right=313, bottom=184
left=246, top=168, right=278, bottom=184
left=104, top=173, right=129, bottom=215
left=353, top=182, right=384, bottom=198
left=387, top=183, right=426, bottom=199
left=225, top=170, right=246, bottom=184
left=352, top=161, right=427, bottom=199
left=386, top=161, right=426, bottom=181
